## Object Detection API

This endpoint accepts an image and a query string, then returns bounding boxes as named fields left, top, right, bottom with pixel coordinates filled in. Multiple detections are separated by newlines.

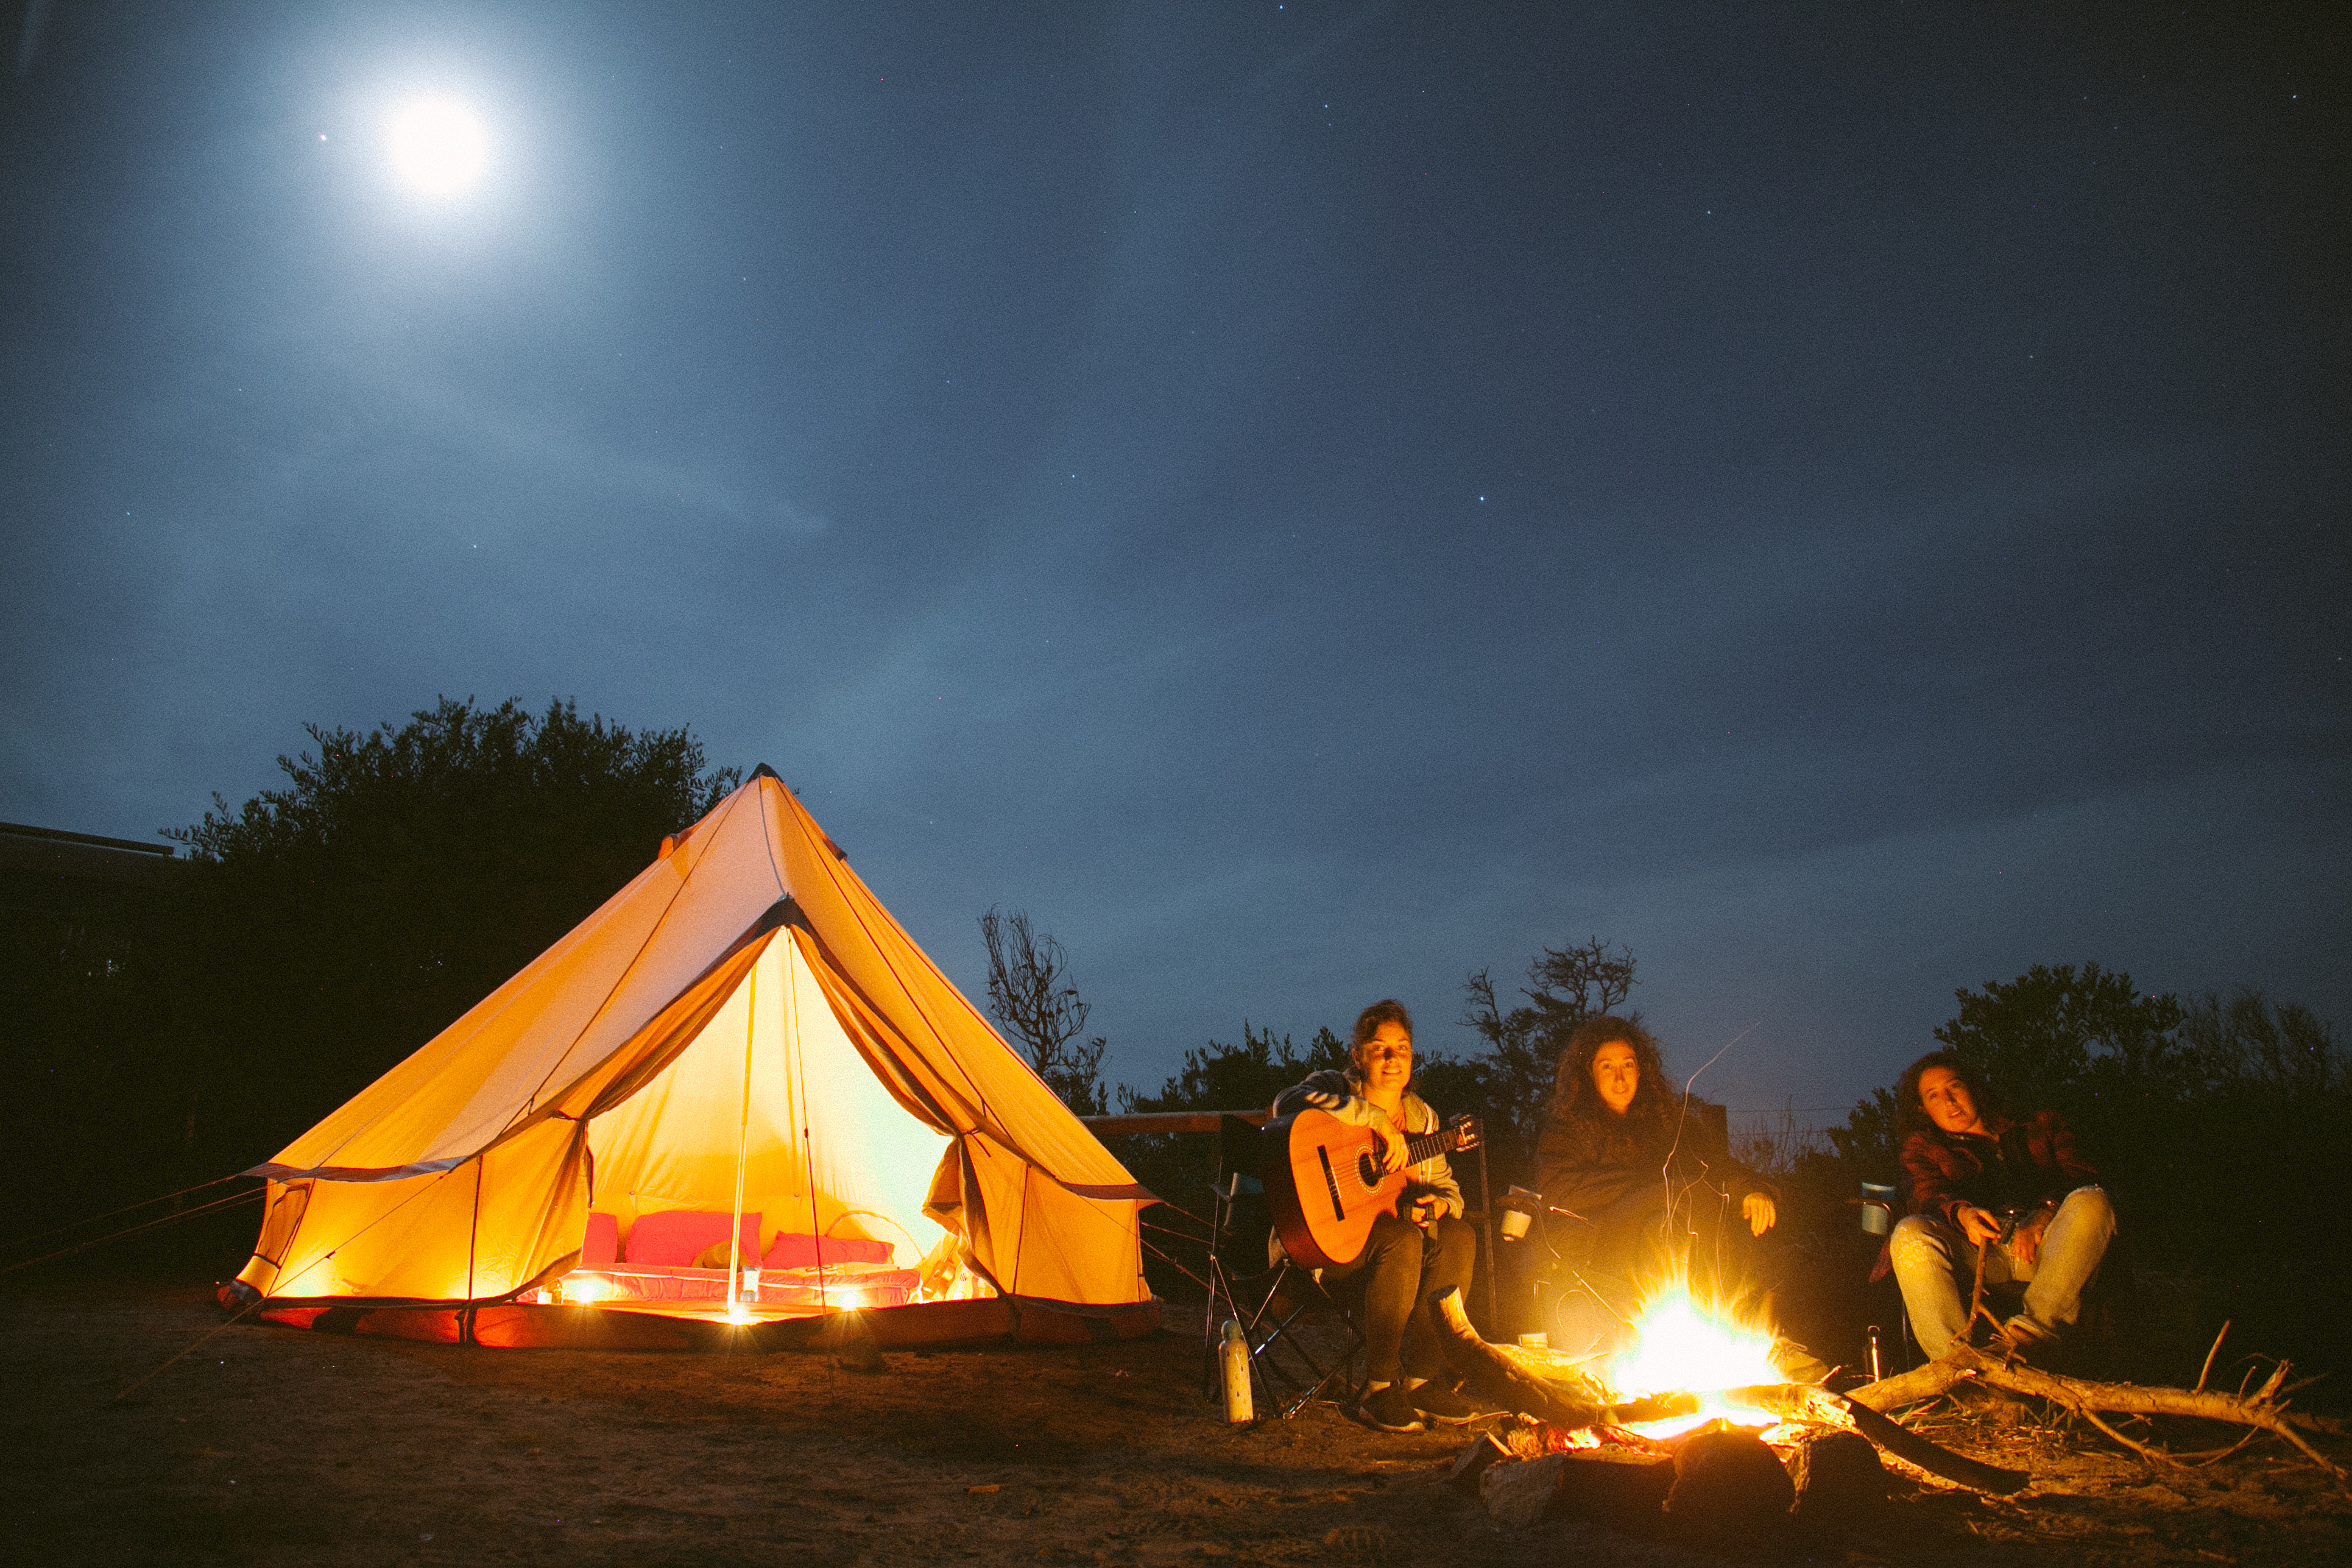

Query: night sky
left=3, top=2, right=2344, bottom=1120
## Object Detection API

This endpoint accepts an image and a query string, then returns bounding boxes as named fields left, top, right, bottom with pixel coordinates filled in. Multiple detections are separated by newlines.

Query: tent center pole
left=727, top=958, right=758, bottom=1312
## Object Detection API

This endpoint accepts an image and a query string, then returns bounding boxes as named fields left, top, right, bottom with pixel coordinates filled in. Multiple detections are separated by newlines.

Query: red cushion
left=582, top=1212, right=620, bottom=1268
left=624, top=1210, right=761, bottom=1267
left=761, top=1232, right=895, bottom=1268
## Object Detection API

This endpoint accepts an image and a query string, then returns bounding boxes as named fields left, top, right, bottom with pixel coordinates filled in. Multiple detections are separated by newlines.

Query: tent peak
left=745, top=765, right=800, bottom=798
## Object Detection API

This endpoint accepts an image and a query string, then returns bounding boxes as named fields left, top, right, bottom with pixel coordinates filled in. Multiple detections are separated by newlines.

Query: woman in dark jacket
left=1531, top=1017, right=1777, bottom=1352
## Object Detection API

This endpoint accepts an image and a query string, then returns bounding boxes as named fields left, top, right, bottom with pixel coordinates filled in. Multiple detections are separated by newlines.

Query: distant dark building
left=0, top=821, right=177, bottom=944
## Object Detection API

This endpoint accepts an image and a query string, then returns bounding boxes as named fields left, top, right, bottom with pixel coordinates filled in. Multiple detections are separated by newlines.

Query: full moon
left=386, top=100, right=488, bottom=196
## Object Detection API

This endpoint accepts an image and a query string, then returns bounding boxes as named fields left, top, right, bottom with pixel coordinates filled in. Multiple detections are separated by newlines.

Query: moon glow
left=386, top=101, right=488, bottom=196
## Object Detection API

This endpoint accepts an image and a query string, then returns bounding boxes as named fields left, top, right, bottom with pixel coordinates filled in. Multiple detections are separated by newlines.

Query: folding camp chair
left=1201, top=1115, right=1370, bottom=1418
left=1199, top=1114, right=1266, bottom=1371
left=1234, top=1255, right=1372, bottom=1418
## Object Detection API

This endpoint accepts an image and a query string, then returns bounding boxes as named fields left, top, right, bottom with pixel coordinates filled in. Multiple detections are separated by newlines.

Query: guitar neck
left=1398, top=1126, right=1457, bottom=1167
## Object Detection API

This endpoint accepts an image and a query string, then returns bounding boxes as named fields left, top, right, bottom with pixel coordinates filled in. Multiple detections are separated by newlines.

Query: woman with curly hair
left=1530, top=1017, right=1778, bottom=1352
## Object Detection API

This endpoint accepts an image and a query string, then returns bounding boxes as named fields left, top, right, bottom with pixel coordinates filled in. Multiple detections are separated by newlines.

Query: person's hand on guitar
left=1366, top=1106, right=1410, bottom=1174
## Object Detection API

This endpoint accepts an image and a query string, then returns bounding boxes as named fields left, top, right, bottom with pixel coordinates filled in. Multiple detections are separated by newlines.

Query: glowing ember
left=1544, top=1425, right=1604, bottom=1452
left=1602, top=1279, right=1785, bottom=1439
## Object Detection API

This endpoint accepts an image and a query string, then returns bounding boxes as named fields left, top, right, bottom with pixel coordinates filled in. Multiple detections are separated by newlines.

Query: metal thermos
left=1220, top=1319, right=1254, bottom=1424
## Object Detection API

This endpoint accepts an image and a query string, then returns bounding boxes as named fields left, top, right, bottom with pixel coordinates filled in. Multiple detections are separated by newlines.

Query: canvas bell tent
left=222, top=768, right=1158, bottom=1349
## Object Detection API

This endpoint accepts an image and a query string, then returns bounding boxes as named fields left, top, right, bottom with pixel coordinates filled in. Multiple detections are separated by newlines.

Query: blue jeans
left=1890, top=1185, right=2116, bottom=1358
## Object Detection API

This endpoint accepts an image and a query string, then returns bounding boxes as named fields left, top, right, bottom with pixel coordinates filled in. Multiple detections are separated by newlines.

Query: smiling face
left=1589, top=1040, right=1640, bottom=1115
left=1917, top=1065, right=1986, bottom=1135
left=1354, top=1020, right=1414, bottom=1097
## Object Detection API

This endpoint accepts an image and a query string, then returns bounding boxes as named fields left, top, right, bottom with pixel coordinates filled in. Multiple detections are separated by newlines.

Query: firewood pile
left=1431, top=1290, right=2347, bottom=1541
left=1449, top=1414, right=1905, bottom=1542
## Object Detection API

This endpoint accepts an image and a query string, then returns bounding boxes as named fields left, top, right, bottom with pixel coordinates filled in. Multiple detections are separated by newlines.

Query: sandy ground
left=5, top=1276, right=2348, bottom=1567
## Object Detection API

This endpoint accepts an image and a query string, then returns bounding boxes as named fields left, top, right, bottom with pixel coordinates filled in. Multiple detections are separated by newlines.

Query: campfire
left=1433, top=1285, right=2345, bottom=1540
left=1458, top=1274, right=1804, bottom=1448
left=1590, top=1277, right=1791, bottom=1442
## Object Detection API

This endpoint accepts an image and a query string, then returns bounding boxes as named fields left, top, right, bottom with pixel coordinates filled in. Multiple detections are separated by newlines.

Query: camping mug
left=1860, top=1181, right=1897, bottom=1236
left=1499, top=1185, right=1540, bottom=1242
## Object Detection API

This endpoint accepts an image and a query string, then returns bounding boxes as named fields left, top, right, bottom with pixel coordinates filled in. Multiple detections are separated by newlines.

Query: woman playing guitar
left=1270, top=1000, right=1494, bottom=1433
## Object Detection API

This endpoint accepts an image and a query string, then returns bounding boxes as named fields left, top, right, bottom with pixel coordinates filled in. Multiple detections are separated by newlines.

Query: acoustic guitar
left=1263, top=1108, right=1482, bottom=1270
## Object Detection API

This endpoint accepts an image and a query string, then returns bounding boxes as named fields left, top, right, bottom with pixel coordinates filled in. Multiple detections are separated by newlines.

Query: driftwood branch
left=1850, top=1344, right=2346, bottom=1481
left=1430, top=1290, right=1695, bottom=1429
left=1955, top=1346, right=2344, bottom=1480
left=1845, top=1358, right=1971, bottom=1413
left=2195, top=1319, right=2231, bottom=1394
left=1712, top=1383, right=2029, bottom=1494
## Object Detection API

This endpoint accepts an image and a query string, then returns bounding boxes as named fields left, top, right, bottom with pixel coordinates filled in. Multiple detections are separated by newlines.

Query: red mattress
left=563, top=1259, right=917, bottom=1310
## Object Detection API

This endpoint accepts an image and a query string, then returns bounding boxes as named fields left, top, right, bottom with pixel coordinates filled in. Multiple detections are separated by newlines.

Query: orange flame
left=1601, top=1276, right=1785, bottom=1439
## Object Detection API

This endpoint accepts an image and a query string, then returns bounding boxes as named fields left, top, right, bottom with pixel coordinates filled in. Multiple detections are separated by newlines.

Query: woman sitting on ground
left=1532, top=1016, right=1778, bottom=1355
left=1888, top=1051, right=2114, bottom=1362
left=1271, top=999, right=1487, bottom=1433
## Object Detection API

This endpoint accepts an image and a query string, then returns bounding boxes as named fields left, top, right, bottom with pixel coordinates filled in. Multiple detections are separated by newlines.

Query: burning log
left=1665, top=1427, right=1795, bottom=1531
left=1714, top=1382, right=2029, bottom=1494
left=1430, top=1288, right=1703, bottom=1430
left=1850, top=1343, right=2347, bottom=1480
left=1431, top=1290, right=2030, bottom=1496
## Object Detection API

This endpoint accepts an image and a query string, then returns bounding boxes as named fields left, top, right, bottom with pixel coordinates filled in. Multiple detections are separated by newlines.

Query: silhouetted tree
left=1930, top=961, right=2186, bottom=1121
left=1117, top=1023, right=1347, bottom=1120
left=978, top=907, right=1109, bottom=1115
left=1822, top=1084, right=1902, bottom=1173
left=2175, top=987, right=2343, bottom=1100
left=1105, top=1023, right=1347, bottom=1265
left=1818, top=963, right=2186, bottom=1182
left=151, top=696, right=739, bottom=1181
left=1458, top=935, right=1638, bottom=1183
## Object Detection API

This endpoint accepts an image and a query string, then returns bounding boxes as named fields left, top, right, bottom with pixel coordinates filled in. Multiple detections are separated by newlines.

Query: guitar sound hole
left=1358, top=1151, right=1381, bottom=1187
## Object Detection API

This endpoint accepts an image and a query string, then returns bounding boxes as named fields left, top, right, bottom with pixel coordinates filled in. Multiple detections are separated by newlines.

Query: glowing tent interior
left=221, top=768, right=1159, bottom=1350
